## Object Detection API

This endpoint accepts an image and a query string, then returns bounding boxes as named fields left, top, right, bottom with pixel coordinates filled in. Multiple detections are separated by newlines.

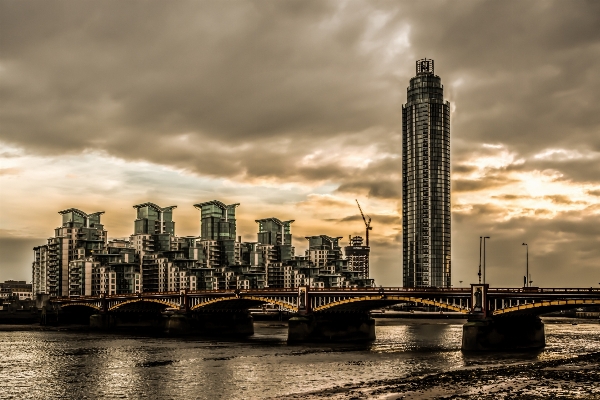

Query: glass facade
left=402, top=59, right=451, bottom=288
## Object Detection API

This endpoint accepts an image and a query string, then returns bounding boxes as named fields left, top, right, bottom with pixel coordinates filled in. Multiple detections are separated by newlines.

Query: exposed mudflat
left=281, top=352, right=600, bottom=399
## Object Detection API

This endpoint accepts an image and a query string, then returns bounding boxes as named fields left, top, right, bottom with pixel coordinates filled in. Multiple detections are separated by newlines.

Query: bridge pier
left=90, top=313, right=115, bottom=330
left=288, top=313, right=375, bottom=343
left=89, top=311, right=255, bottom=337
left=167, top=312, right=255, bottom=337
left=461, top=316, right=545, bottom=352
left=90, top=313, right=165, bottom=332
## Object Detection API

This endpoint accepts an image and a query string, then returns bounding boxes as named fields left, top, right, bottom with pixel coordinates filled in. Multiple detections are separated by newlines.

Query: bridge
left=46, top=284, right=600, bottom=351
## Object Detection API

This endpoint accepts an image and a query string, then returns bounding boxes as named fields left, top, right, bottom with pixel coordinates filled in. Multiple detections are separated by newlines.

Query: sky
left=1, top=0, right=600, bottom=287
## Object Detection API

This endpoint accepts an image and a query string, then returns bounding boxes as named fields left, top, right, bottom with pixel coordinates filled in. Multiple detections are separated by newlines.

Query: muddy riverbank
left=282, top=351, right=600, bottom=399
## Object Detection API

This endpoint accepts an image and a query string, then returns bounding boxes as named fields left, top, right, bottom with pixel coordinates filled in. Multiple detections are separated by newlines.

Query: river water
left=1, top=318, right=599, bottom=399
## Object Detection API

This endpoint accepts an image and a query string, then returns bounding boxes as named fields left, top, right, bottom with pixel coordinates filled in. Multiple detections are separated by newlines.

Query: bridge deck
left=51, top=287, right=600, bottom=316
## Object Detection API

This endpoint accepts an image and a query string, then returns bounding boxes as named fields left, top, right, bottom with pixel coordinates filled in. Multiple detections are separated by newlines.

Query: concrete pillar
left=89, top=311, right=255, bottom=337
left=188, top=312, right=255, bottom=337
left=90, top=313, right=115, bottom=330
left=288, top=313, right=376, bottom=343
left=165, top=314, right=191, bottom=336
left=90, top=313, right=165, bottom=332
left=462, top=316, right=545, bottom=351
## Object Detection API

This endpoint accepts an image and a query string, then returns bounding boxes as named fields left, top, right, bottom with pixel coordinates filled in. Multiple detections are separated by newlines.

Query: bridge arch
left=108, top=298, right=180, bottom=312
left=313, top=295, right=469, bottom=313
left=493, top=299, right=600, bottom=316
left=190, top=296, right=297, bottom=312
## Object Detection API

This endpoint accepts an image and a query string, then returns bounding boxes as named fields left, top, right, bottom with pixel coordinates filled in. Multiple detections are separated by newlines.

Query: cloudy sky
left=1, top=0, right=600, bottom=287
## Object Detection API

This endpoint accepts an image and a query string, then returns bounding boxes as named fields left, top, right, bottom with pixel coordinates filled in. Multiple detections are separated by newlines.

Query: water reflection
left=0, top=319, right=598, bottom=399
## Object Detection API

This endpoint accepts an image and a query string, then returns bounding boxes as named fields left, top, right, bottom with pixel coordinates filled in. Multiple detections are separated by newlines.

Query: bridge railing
left=305, top=287, right=470, bottom=292
left=50, top=287, right=600, bottom=302
left=488, top=288, right=600, bottom=294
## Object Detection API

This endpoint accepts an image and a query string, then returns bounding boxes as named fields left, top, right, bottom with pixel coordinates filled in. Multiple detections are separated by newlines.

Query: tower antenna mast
left=355, top=199, right=372, bottom=247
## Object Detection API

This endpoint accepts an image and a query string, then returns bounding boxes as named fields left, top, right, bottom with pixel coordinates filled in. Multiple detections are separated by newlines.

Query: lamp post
left=522, top=243, right=528, bottom=288
left=478, top=237, right=482, bottom=284
left=483, top=236, right=490, bottom=284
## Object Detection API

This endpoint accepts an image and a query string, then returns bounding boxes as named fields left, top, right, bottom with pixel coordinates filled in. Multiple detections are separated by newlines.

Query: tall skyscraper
left=402, top=59, right=451, bottom=288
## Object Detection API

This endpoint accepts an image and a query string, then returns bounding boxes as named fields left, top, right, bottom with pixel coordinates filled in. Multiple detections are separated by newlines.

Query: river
left=0, top=318, right=599, bottom=399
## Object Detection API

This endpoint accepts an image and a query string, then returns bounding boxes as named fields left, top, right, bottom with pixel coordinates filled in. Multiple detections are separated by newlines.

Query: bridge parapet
left=49, top=286, right=600, bottom=317
left=464, top=286, right=600, bottom=317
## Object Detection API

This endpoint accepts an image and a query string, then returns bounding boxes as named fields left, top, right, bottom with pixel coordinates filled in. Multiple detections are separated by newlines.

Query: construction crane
left=355, top=199, right=372, bottom=247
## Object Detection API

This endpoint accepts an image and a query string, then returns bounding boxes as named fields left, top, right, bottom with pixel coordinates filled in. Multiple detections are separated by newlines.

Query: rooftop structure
left=194, top=200, right=239, bottom=241
left=59, top=209, right=105, bottom=228
left=133, top=203, right=176, bottom=235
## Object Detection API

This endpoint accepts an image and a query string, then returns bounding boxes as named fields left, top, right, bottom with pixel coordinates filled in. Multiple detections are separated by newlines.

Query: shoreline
left=280, top=351, right=600, bottom=399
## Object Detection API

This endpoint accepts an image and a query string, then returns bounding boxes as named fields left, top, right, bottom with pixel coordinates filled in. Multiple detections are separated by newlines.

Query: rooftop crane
left=355, top=199, right=372, bottom=247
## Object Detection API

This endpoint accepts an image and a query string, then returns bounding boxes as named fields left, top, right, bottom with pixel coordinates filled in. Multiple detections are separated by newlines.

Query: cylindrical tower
left=402, top=59, right=451, bottom=288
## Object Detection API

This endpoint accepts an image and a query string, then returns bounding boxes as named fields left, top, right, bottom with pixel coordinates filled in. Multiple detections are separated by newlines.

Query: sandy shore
left=281, top=352, right=600, bottom=399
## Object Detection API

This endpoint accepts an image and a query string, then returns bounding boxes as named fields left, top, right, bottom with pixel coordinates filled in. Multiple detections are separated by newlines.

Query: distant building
left=0, top=280, right=33, bottom=301
left=131, top=203, right=177, bottom=293
left=32, top=209, right=107, bottom=296
left=402, top=58, right=451, bottom=288
left=344, top=236, right=370, bottom=280
left=194, top=200, right=239, bottom=241
left=93, top=239, right=140, bottom=295
left=32, top=245, right=49, bottom=295
left=194, top=200, right=240, bottom=267
left=305, top=235, right=343, bottom=271
left=133, top=202, right=176, bottom=236
left=255, top=218, right=296, bottom=287
left=33, top=201, right=376, bottom=296
left=255, top=218, right=295, bottom=261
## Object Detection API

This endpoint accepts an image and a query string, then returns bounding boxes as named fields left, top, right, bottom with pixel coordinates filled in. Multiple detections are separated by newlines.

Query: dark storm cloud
left=453, top=175, right=518, bottom=193
left=327, top=214, right=400, bottom=225
left=526, top=157, right=600, bottom=184
left=336, top=180, right=401, bottom=199
left=3, top=0, right=599, bottom=188
left=1, top=1, right=398, bottom=167
left=492, top=194, right=530, bottom=201
left=543, top=195, right=586, bottom=205
left=3, top=1, right=600, bottom=286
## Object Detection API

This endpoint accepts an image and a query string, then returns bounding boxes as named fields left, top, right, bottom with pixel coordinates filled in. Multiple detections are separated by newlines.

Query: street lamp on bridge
left=483, top=236, right=490, bottom=284
left=478, top=237, right=482, bottom=284
left=522, top=243, right=529, bottom=288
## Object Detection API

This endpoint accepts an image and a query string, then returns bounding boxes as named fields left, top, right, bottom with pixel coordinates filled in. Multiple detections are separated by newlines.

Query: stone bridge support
left=89, top=311, right=255, bottom=337
left=90, top=312, right=165, bottom=332
left=166, top=312, right=254, bottom=337
left=462, top=284, right=545, bottom=351
left=288, top=313, right=375, bottom=343
left=462, top=316, right=545, bottom=352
